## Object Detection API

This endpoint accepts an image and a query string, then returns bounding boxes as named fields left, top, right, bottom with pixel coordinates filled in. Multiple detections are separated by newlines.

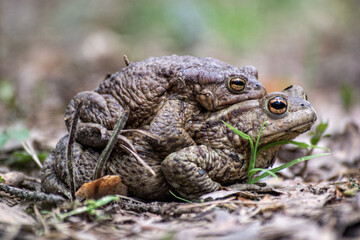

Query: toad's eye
left=268, top=97, right=287, bottom=115
left=228, top=77, right=246, bottom=92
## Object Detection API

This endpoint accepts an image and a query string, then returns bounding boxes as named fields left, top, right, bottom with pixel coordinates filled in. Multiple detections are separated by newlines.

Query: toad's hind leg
left=65, top=91, right=125, bottom=148
left=41, top=135, right=100, bottom=198
left=161, top=145, right=227, bottom=200
left=41, top=144, right=72, bottom=199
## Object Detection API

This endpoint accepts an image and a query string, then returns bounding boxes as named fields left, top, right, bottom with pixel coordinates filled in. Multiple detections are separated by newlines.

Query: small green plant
left=294, top=120, right=330, bottom=176
left=0, top=126, right=30, bottom=149
left=57, top=195, right=119, bottom=221
left=309, top=120, right=329, bottom=146
left=343, top=179, right=360, bottom=197
left=223, top=121, right=330, bottom=184
left=349, top=178, right=360, bottom=189
left=0, top=126, right=45, bottom=168
left=5, top=151, right=48, bottom=165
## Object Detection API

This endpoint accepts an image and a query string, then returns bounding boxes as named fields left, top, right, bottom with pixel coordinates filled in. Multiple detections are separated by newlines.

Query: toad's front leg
left=148, top=99, right=200, bottom=157
left=161, top=145, right=244, bottom=200
left=64, top=91, right=125, bottom=148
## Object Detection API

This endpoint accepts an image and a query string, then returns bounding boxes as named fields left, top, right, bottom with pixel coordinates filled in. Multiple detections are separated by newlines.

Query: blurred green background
left=1, top=0, right=359, bottom=139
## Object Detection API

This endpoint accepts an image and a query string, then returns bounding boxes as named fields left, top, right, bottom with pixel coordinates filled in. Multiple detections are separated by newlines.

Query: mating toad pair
left=41, top=55, right=317, bottom=200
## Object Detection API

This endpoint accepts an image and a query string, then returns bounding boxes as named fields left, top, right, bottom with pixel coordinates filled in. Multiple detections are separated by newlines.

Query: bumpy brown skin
left=64, top=55, right=265, bottom=154
left=41, top=136, right=101, bottom=198
left=162, top=85, right=317, bottom=199
left=41, top=85, right=316, bottom=200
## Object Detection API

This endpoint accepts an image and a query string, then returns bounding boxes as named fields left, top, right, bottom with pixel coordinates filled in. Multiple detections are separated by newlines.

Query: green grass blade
left=249, top=153, right=331, bottom=184
left=222, top=121, right=256, bottom=183
left=247, top=140, right=255, bottom=183
left=247, top=122, right=268, bottom=182
left=253, top=121, right=268, bottom=162
left=248, top=168, right=278, bottom=180
left=169, top=190, right=192, bottom=203
left=254, top=122, right=268, bottom=153
left=57, top=195, right=119, bottom=220
left=89, top=195, right=119, bottom=207
left=258, top=140, right=329, bottom=154
left=288, top=140, right=329, bottom=151
left=222, top=121, right=251, bottom=141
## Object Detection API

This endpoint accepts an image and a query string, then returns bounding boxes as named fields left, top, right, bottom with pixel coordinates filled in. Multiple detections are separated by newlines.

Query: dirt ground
left=0, top=122, right=360, bottom=240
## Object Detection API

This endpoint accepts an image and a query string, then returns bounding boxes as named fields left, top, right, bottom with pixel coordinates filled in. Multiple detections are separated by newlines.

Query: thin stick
left=121, top=144, right=156, bottom=176
left=33, top=205, right=50, bottom=235
left=93, top=111, right=129, bottom=180
left=66, top=101, right=83, bottom=200
left=117, top=134, right=138, bottom=154
left=0, top=184, right=65, bottom=204
left=121, top=129, right=164, bottom=141
left=124, top=55, right=130, bottom=66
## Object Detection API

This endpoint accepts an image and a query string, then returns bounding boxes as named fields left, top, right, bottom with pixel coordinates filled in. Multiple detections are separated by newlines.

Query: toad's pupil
left=232, top=79, right=245, bottom=87
left=228, top=77, right=246, bottom=92
left=270, top=99, right=286, bottom=109
left=268, top=97, right=287, bottom=115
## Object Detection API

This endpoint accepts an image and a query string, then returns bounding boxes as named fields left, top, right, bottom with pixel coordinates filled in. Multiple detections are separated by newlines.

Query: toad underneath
left=41, top=85, right=316, bottom=200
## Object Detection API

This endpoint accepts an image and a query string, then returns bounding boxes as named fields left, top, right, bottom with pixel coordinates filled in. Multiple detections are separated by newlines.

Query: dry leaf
left=75, top=175, right=128, bottom=200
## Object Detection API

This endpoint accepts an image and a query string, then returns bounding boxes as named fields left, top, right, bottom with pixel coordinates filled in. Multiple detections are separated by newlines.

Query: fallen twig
left=121, top=129, right=164, bottom=142
left=0, top=184, right=65, bottom=205
left=66, top=101, right=83, bottom=200
left=121, top=144, right=156, bottom=176
left=93, top=111, right=129, bottom=180
left=33, top=205, right=50, bottom=235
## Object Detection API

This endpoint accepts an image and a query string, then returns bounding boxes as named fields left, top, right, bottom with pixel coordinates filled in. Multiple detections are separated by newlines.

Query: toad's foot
left=161, top=145, right=226, bottom=200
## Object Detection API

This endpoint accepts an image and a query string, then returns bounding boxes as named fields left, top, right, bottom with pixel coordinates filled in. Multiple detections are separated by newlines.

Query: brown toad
left=41, top=85, right=316, bottom=200
left=162, top=85, right=316, bottom=199
left=65, top=55, right=266, bottom=153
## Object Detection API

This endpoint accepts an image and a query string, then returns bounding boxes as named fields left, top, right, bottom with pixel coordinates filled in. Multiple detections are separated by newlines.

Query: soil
left=0, top=123, right=360, bottom=240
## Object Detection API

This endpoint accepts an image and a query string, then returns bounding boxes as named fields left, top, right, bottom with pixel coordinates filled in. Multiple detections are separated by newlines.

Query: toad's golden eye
left=268, top=97, right=287, bottom=115
left=228, top=77, right=246, bottom=92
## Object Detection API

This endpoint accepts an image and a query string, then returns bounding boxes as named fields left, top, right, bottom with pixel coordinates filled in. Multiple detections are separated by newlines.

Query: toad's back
left=64, top=54, right=263, bottom=150
left=94, top=55, right=238, bottom=127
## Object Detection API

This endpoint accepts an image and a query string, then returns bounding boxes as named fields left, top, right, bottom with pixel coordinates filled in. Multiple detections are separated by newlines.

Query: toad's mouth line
left=260, top=120, right=316, bottom=141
